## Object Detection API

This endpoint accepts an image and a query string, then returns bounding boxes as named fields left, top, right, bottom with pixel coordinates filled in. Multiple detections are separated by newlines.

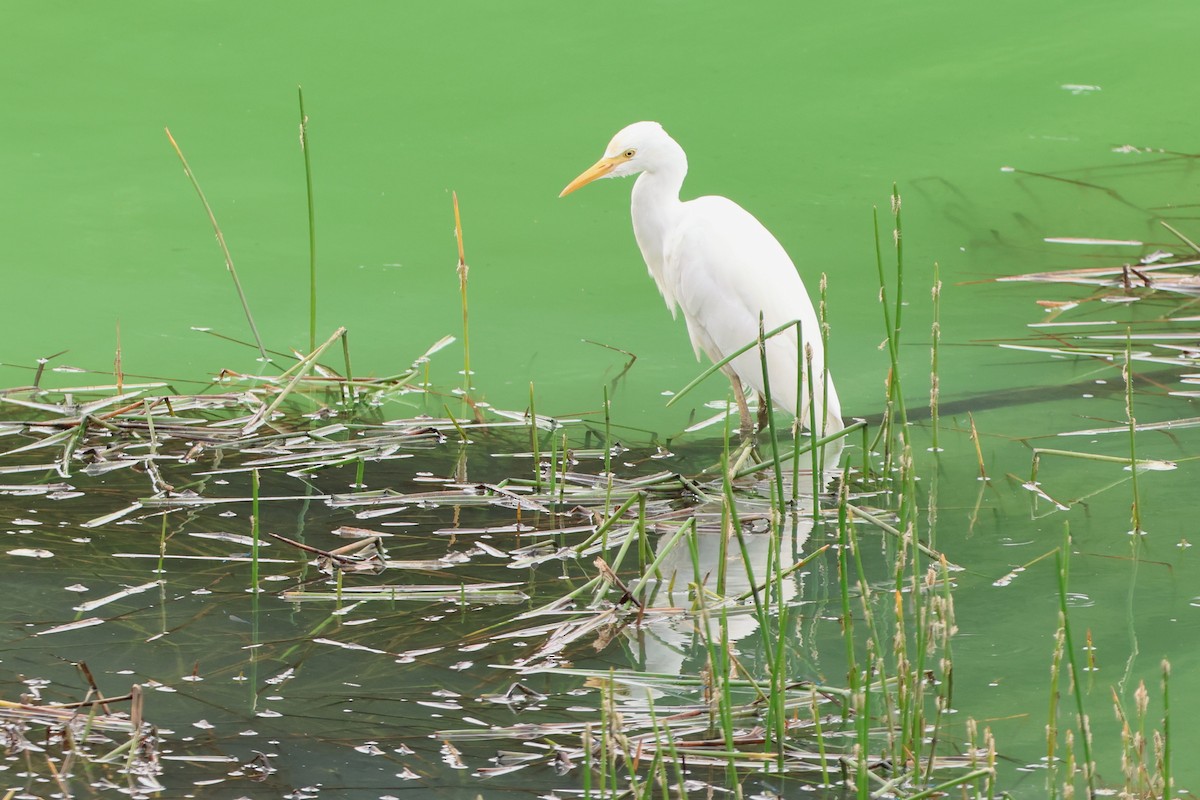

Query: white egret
left=560, top=121, right=842, bottom=436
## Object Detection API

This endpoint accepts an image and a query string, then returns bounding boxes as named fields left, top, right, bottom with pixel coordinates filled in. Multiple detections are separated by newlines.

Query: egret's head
left=560, top=121, right=681, bottom=197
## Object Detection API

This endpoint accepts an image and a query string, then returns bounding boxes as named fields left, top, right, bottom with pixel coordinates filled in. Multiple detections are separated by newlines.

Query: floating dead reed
left=0, top=328, right=985, bottom=797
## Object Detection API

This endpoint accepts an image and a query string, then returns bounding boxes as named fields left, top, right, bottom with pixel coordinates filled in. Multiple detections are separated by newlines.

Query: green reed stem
left=819, top=271, right=832, bottom=434
left=453, top=192, right=471, bottom=395
left=114, top=319, right=123, bottom=394
left=903, top=769, right=997, bottom=800
left=1161, top=659, right=1171, bottom=797
left=1031, top=447, right=1163, bottom=476
left=716, top=427, right=733, bottom=601
left=734, top=545, right=829, bottom=605
left=716, top=605, right=739, bottom=788
left=836, top=484, right=859, bottom=732
left=648, top=700, right=687, bottom=798
left=848, top=520, right=889, bottom=722
left=1055, top=522, right=1095, bottom=798
left=559, top=432, right=569, bottom=507
left=792, top=322, right=805, bottom=506
left=528, top=382, right=541, bottom=491
left=891, top=185, right=905, bottom=346
left=855, top=653, right=873, bottom=798
left=581, top=724, right=594, bottom=796
left=757, top=315, right=786, bottom=512
left=923, top=557, right=955, bottom=784
left=860, top=418, right=870, bottom=482
left=667, top=318, right=802, bottom=406
left=872, top=192, right=910, bottom=464
left=809, top=686, right=830, bottom=787
left=1048, top=627, right=1065, bottom=794
left=684, top=530, right=737, bottom=773
left=903, top=448, right=926, bottom=767
left=241, top=326, right=346, bottom=434
left=635, top=492, right=648, bottom=573
left=340, top=330, right=354, bottom=390
left=441, top=403, right=471, bottom=443
left=590, top=511, right=646, bottom=595
left=603, top=385, right=613, bottom=517
left=734, top=420, right=863, bottom=480
left=164, top=127, right=268, bottom=362
left=576, top=491, right=643, bottom=550
left=769, top=494, right=788, bottom=769
left=845, top=502, right=948, bottom=564
left=631, top=517, right=694, bottom=604
left=806, top=344, right=821, bottom=520
left=725, top=448, right=769, bottom=640
left=298, top=86, right=317, bottom=352
left=881, top=534, right=907, bottom=768
left=598, top=683, right=611, bottom=796
left=547, top=426, right=557, bottom=499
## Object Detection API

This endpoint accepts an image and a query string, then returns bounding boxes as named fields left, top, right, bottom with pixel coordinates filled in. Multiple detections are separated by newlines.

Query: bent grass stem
left=164, top=127, right=268, bottom=362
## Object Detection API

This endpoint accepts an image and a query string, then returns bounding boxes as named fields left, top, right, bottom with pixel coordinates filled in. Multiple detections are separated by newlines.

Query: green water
left=2, top=1, right=1198, bottom=797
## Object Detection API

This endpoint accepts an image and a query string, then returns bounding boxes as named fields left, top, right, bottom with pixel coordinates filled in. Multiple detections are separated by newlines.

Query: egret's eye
left=622, top=148, right=637, bottom=158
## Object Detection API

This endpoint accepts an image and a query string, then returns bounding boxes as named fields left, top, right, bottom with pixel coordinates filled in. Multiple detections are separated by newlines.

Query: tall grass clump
left=822, top=188, right=993, bottom=797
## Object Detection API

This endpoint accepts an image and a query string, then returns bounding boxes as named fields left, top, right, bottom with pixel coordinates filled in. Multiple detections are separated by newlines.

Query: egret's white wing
left=665, top=196, right=841, bottom=431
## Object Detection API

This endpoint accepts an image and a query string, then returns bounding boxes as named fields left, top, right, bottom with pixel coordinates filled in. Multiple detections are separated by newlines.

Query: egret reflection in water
left=625, top=436, right=844, bottom=679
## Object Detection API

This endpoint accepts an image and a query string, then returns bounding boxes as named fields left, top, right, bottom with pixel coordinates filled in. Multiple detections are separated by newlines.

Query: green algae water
left=1, top=1, right=1198, bottom=797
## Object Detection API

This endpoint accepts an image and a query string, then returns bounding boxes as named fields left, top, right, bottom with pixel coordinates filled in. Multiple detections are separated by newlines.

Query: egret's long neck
left=630, top=145, right=687, bottom=280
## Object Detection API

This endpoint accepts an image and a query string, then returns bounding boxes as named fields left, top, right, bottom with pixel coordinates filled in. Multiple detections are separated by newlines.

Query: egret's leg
left=728, top=374, right=755, bottom=437
left=756, top=392, right=770, bottom=432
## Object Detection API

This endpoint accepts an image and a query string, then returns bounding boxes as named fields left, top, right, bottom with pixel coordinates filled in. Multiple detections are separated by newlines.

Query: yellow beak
left=559, top=155, right=623, bottom=198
